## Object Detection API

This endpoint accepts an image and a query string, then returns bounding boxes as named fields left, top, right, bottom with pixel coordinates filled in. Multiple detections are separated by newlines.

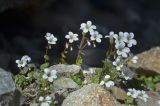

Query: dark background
left=0, top=0, right=160, bottom=72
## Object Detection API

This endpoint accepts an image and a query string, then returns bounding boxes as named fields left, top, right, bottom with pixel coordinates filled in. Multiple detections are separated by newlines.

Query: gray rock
left=53, top=77, right=79, bottom=102
left=62, top=84, right=117, bottom=106
left=128, top=47, right=160, bottom=75
left=0, top=68, right=15, bottom=96
left=138, top=92, right=160, bottom=106
left=49, top=64, right=81, bottom=76
left=54, top=77, right=79, bottom=90
left=108, top=86, right=127, bottom=101
left=0, top=68, right=25, bottom=106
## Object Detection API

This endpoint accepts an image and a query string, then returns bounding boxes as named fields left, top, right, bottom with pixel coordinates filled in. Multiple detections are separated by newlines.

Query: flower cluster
left=113, top=57, right=123, bottom=71
left=45, top=32, right=57, bottom=45
left=104, top=31, right=138, bottom=81
left=100, top=74, right=115, bottom=88
left=39, top=96, right=52, bottom=106
left=16, top=55, right=31, bottom=68
left=127, top=88, right=149, bottom=102
left=80, top=21, right=103, bottom=45
left=62, top=20, right=103, bottom=52
left=106, top=31, right=137, bottom=58
left=42, top=68, right=57, bottom=82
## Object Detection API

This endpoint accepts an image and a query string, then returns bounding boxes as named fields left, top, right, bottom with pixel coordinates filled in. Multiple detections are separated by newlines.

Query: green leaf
left=91, top=75, right=100, bottom=83
left=61, top=52, right=66, bottom=58
left=60, top=52, right=67, bottom=63
left=76, top=55, right=83, bottom=66
left=71, top=75, right=83, bottom=86
left=14, top=75, right=29, bottom=88
left=95, top=68, right=103, bottom=75
left=147, top=77, right=153, bottom=82
left=40, top=62, right=50, bottom=70
left=153, top=75, right=160, bottom=83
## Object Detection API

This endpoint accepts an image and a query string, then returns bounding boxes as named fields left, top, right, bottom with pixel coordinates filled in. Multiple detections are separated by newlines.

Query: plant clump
left=14, top=21, right=160, bottom=106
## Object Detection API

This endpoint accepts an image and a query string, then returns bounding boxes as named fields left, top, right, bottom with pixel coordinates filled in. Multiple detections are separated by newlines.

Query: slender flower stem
left=60, top=43, right=69, bottom=63
left=99, top=42, right=114, bottom=83
left=44, top=44, right=50, bottom=63
left=81, top=39, right=91, bottom=50
left=76, top=33, right=86, bottom=64
left=81, top=43, right=87, bottom=50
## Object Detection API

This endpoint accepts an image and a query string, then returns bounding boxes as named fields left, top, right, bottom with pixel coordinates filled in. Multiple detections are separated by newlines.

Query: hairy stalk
left=76, top=33, right=86, bottom=65
left=99, top=42, right=114, bottom=83
left=44, top=44, right=50, bottom=63
left=60, top=43, right=68, bottom=63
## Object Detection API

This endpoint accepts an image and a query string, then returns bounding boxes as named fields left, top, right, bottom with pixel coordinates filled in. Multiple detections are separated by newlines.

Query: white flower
left=104, top=75, right=110, bottom=80
left=124, top=32, right=137, bottom=47
left=45, top=32, right=57, bottom=44
left=116, top=44, right=130, bottom=58
left=113, top=58, right=123, bottom=71
left=80, top=21, right=96, bottom=33
left=131, top=56, right=138, bottom=64
left=100, top=80, right=105, bottom=85
left=138, top=91, right=149, bottom=102
left=21, top=55, right=31, bottom=62
left=105, top=81, right=115, bottom=88
left=16, top=60, right=27, bottom=68
left=65, top=32, right=79, bottom=43
left=124, top=76, right=131, bottom=80
left=40, top=102, right=50, bottom=106
left=113, top=32, right=125, bottom=48
left=127, top=89, right=149, bottom=102
left=39, top=96, right=44, bottom=101
left=39, top=96, right=52, bottom=106
left=127, top=88, right=140, bottom=99
left=43, top=68, right=57, bottom=82
left=90, top=31, right=103, bottom=43
left=45, top=96, right=52, bottom=102
left=16, top=55, right=31, bottom=68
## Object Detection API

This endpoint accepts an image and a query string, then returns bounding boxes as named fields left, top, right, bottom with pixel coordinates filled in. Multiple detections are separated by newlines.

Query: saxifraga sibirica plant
left=14, top=21, right=151, bottom=106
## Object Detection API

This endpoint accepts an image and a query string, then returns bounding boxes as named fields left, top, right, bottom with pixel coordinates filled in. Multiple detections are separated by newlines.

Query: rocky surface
left=0, top=68, right=24, bottom=106
left=62, top=84, right=117, bottom=106
left=108, top=86, right=127, bottom=101
left=49, top=64, right=81, bottom=76
left=138, top=92, right=160, bottom=106
left=128, top=47, right=160, bottom=75
left=54, top=77, right=79, bottom=90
